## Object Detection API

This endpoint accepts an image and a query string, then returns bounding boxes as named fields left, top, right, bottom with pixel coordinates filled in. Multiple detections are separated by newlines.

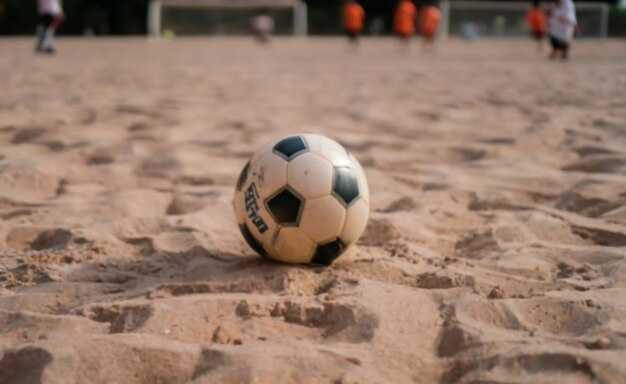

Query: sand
left=0, top=37, right=625, bottom=383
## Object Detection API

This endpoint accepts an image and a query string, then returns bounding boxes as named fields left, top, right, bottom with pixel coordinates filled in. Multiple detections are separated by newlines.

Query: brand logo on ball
left=244, top=183, right=268, bottom=234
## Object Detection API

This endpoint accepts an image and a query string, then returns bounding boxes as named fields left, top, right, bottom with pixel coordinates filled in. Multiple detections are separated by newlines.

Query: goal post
left=438, top=0, right=610, bottom=39
left=147, top=0, right=307, bottom=37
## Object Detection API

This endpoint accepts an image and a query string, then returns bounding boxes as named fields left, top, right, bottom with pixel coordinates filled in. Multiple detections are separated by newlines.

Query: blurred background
left=0, top=0, right=625, bottom=38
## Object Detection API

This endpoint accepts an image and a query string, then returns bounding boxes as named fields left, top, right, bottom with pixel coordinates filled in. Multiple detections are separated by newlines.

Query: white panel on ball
left=251, top=138, right=281, bottom=163
left=249, top=152, right=288, bottom=198
left=287, top=152, right=333, bottom=199
left=270, top=227, right=316, bottom=264
left=300, top=196, right=347, bottom=243
left=318, top=137, right=352, bottom=168
left=340, top=198, right=369, bottom=245
left=300, top=133, right=323, bottom=154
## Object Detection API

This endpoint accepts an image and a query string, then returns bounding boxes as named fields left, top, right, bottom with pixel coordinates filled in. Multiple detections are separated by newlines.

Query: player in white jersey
left=35, top=0, right=65, bottom=53
left=548, top=0, right=578, bottom=59
left=251, top=8, right=274, bottom=44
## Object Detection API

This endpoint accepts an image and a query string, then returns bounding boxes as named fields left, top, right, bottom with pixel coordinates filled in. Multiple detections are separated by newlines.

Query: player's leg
left=420, top=20, right=437, bottom=52
left=561, top=42, right=569, bottom=60
left=422, top=32, right=436, bottom=52
left=534, top=32, right=544, bottom=53
left=345, top=30, right=352, bottom=44
left=346, top=30, right=360, bottom=51
left=41, top=29, right=55, bottom=53
left=549, top=36, right=558, bottom=59
left=35, top=25, right=45, bottom=51
left=51, top=13, right=64, bottom=29
left=353, top=32, right=360, bottom=47
left=397, top=33, right=411, bottom=51
left=35, top=14, right=53, bottom=52
left=258, top=30, right=270, bottom=43
left=41, top=13, right=64, bottom=53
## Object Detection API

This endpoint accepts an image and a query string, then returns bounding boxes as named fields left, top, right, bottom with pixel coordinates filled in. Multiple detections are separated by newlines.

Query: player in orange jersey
left=526, top=0, right=547, bottom=52
left=342, top=0, right=365, bottom=46
left=393, top=0, right=417, bottom=47
left=418, top=2, right=441, bottom=51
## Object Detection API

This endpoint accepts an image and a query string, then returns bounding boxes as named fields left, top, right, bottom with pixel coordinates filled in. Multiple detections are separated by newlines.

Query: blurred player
left=342, top=0, right=365, bottom=47
left=36, top=0, right=64, bottom=54
left=526, top=0, right=547, bottom=52
left=418, top=2, right=441, bottom=52
left=251, top=8, right=274, bottom=44
left=393, top=0, right=417, bottom=48
left=548, top=0, right=578, bottom=59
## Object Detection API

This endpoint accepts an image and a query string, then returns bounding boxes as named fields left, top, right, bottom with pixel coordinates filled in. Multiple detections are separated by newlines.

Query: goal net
left=148, top=0, right=307, bottom=36
left=440, top=0, right=609, bottom=39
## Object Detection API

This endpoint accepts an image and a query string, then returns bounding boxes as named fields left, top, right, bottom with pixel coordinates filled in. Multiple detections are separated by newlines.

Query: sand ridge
left=0, top=38, right=625, bottom=383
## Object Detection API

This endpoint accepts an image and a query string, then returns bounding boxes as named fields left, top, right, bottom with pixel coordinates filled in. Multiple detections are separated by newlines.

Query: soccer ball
left=233, top=133, right=370, bottom=265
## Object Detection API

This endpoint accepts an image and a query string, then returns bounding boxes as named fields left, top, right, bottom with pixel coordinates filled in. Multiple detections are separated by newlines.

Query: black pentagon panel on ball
left=332, top=167, right=360, bottom=206
left=266, top=188, right=303, bottom=225
left=311, top=238, right=346, bottom=266
left=273, top=136, right=308, bottom=161
left=236, top=161, right=250, bottom=192
left=239, top=224, right=269, bottom=259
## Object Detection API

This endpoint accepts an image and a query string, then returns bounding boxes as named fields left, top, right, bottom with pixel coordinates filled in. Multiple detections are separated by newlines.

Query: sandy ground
left=0, top=37, right=626, bottom=383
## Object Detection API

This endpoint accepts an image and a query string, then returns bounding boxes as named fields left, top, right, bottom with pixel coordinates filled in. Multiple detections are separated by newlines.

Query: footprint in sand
left=10, top=126, right=47, bottom=145
left=139, top=155, right=183, bottom=178
left=5, top=227, right=72, bottom=251
left=562, top=155, right=626, bottom=174
left=166, top=194, right=209, bottom=216
left=380, top=196, right=416, bottom=213
left=358, top=218, right=401, bottom=246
